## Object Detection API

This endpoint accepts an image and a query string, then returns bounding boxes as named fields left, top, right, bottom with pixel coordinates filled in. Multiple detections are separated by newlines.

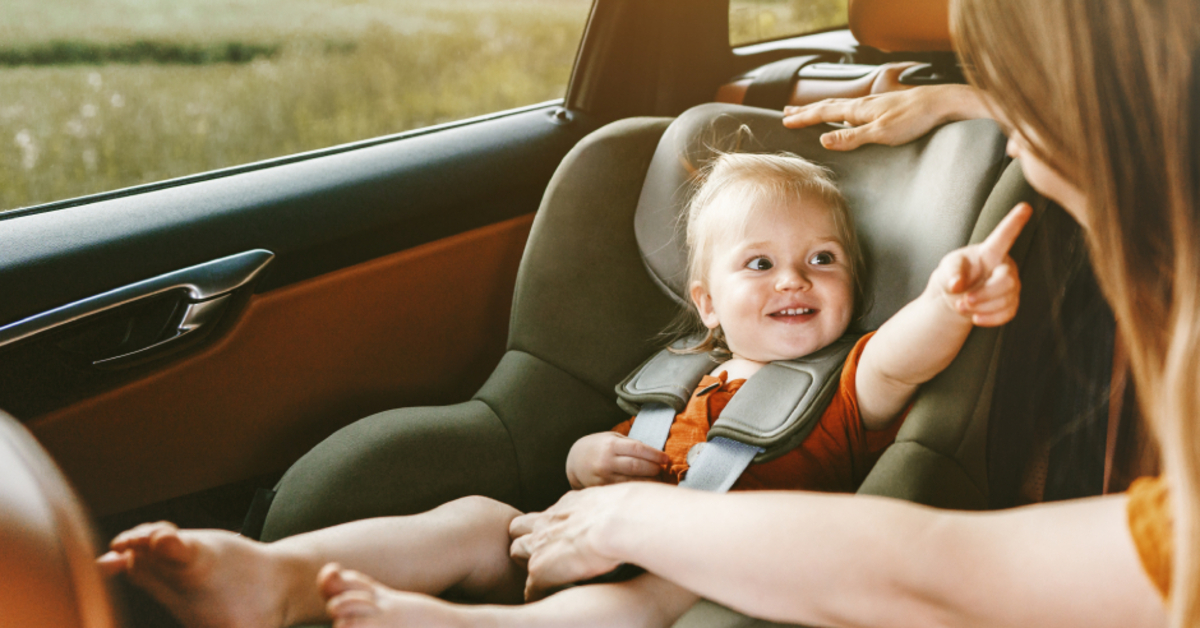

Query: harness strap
left=625, top=402, right=676, bottom=451
left=678, top=437, right=764, bottom=493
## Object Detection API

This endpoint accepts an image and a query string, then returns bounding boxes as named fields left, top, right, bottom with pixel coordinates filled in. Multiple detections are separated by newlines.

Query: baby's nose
left=777, top=268, right=812, bottom=290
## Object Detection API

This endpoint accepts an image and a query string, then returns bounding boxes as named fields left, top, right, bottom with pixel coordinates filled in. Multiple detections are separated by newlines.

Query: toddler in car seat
left=99, top=152, right=1030, bottom=628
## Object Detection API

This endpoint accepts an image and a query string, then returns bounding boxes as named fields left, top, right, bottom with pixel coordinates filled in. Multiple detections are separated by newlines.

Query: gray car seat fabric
left=261, top=103, right=1036, bottom=627
left=0, top=410, right=120, bottom=628
left=636, top=103, right=1009, bottom=330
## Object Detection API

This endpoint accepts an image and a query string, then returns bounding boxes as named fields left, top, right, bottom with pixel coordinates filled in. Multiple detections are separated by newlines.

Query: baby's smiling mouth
left=769, top=307, right=818, bottom=319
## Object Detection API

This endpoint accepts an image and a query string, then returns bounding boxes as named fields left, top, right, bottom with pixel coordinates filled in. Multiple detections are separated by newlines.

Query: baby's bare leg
left=321, top=566, right=699, bottom=628
left=99, top=495, right=524, bottom=628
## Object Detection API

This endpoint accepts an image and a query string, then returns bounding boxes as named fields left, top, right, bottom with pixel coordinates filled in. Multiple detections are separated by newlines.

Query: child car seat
left=258, top=101, right=1044, bottom=628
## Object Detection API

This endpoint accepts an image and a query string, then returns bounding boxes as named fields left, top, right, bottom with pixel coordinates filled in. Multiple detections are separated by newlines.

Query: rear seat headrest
left=633, top=103, right=1007, bottom=331
left=848, top=0, right=953, bottom=52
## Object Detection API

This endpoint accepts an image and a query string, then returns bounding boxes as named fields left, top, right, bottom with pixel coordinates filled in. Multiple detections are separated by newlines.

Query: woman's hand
left=929, top=202, right=1031, bottom=326
left=565, top=432, right=668, bottom=489
left=510, top=484, right=639, bottom=600
left=782, top=84, right=990, bottom=151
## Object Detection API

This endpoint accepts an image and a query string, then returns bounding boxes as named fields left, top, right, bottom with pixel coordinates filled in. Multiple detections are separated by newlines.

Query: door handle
left=0, top=250, right=273, bottom=368
left=88, top=293, right=233, bottom=368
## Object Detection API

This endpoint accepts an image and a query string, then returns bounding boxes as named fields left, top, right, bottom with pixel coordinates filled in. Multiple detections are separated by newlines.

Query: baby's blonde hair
left=672, top=152, right=865, bottom=355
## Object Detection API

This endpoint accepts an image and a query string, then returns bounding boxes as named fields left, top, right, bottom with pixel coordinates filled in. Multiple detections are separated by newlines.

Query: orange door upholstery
left=30, top=215, right=533, bottom=516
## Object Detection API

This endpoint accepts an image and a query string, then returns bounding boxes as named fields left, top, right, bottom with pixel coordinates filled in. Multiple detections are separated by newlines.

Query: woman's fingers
left=782, top=98, right=857, bottom=128
left=820, top=123, right=885, bottom=151
left=508, top=514, right=535, bottom=542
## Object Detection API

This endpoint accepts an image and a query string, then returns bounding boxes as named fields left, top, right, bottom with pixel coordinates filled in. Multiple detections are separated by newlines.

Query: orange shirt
left=1127, top=475, right=1172, bottom=599
left=613, top=333, right=905, bottom=493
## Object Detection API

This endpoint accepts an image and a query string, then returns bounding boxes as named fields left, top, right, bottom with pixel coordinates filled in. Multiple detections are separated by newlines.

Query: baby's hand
left=929, top=203, right=1032, bottom=327
left=565, top=432, right=668, bottom=489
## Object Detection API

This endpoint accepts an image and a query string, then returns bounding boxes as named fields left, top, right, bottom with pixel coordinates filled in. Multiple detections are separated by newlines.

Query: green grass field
left=0, top=0, right=592, bottom=211
left=0, top=0, right=845, bottom=212
left=729, top=0, right=846, bottom=46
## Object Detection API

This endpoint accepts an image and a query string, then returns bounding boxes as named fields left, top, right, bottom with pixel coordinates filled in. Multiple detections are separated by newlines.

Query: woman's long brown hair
left=953, top=0, right=1200, bottom=624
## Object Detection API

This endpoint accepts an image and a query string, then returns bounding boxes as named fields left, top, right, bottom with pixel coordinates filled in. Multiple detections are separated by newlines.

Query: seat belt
left=742, top=55, right=827, bottom=110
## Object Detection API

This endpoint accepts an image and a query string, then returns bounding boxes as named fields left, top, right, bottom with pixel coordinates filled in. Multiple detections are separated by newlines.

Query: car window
left=729, top=0, right=848, bottom=46
left=0, top=0, right=593, bottom=213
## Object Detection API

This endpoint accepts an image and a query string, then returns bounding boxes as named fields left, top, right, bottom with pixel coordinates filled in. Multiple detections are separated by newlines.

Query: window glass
left=729, top=0, right=848, bottom=47
left=0, top=0, right=592, bottom=212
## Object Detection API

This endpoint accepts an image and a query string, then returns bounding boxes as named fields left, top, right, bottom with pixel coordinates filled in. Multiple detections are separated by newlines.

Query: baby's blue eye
left=747, top=257, right=773, bottom=270
left=810, top=251, right=835, bottom=265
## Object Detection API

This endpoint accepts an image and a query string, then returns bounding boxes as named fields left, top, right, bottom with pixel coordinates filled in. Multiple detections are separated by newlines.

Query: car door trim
left=0, top=249, right=274, bottom=349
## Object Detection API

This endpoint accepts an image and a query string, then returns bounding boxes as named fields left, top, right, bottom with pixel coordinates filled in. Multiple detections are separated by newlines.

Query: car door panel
left=0, top=104, right=600, bottom=517
left=28, top=214, right=533, bottom=516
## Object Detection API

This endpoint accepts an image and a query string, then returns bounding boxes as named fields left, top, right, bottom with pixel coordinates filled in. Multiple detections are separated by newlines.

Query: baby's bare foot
left=319, top=564, right=477, bottom=628
left=98, top=522, right=297, bottom=628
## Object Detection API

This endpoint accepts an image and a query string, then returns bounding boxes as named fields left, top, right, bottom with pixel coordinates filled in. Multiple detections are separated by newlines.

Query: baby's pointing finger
left=979, top=203, right=1032, bottom=268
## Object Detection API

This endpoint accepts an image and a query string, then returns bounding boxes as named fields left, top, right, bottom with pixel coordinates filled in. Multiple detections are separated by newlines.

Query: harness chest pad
left=614, top=338, right=722, bottom=417
left=616, top=334, right=862, bottom=463
left=711, top=334, right=860, bottom=462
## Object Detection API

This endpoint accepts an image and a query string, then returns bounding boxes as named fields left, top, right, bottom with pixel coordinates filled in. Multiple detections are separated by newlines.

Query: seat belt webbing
left=626, top=402, right=676, bottom=451
left=743, top=55, right=824, bottom=110
left=679, top=437, right=764, bottom=493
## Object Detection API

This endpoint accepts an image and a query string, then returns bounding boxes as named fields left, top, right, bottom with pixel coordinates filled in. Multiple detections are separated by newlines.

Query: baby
left=99, top=152, right=1030, bottom=628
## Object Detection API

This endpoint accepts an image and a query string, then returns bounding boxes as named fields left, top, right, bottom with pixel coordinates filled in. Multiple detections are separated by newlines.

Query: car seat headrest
left=0, top=410, right=119, bottom=628
left=633, top=103, right=1007, bottom=331
left=848, top=0, right=953, bottom=52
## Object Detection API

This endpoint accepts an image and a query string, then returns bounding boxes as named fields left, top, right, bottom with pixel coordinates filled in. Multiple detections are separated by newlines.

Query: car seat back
left=262, top=103, right=1035, bottom=549
left=505, top=102, right=1030, bottom=510
left=0, top=410, right=119, bottom=628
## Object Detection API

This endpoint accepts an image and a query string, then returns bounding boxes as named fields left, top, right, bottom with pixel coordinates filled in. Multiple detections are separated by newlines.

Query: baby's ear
left=690, top=282, right=720, bottom=329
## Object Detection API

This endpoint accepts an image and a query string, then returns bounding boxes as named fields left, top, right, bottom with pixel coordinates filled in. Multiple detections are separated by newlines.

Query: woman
left=509, top=0, right=1199, bottom=626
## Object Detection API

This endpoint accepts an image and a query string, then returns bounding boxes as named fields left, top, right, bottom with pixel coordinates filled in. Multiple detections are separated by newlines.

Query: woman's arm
left=511, top=484, right=1166, bottom=628
left=782, top=84, right=992, bottom=151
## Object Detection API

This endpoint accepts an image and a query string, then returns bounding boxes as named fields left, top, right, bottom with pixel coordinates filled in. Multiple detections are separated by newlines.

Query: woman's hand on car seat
left=782, top=84, right=991, bottom=151
left=566, top=432, right=669, bottom=489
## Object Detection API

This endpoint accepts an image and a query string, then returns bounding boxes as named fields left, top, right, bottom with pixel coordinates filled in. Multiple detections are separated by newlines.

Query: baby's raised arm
left=854, top=203, right=1032, bottom=429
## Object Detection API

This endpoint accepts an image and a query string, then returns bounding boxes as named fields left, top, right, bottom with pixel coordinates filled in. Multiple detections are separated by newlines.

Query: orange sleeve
left=734, top=332, right=905, bottom=492
left=1127, top=476, right=1172, bottom=600
left=611, top=417, right=634, bottom=436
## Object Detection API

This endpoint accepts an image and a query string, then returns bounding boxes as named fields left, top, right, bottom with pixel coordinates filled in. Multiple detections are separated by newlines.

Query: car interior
left=0, top=0, right=1150, bottom=626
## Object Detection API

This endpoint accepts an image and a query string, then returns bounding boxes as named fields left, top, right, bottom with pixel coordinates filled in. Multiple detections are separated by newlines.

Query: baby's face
left=690, top=197, right=854, bottom=364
